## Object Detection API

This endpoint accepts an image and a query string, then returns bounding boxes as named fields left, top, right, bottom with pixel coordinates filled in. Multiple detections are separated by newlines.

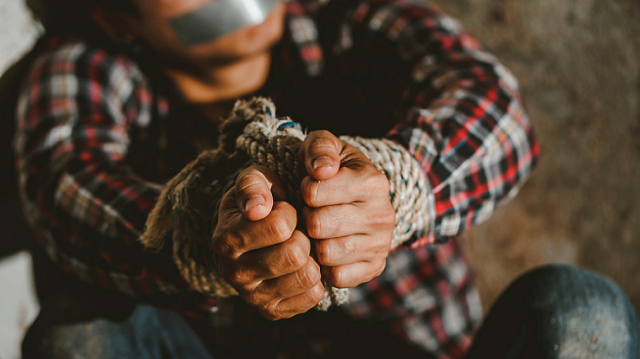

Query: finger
left=263, top=281, right=325, bottom=320
left=217, top=186, right=245, bottom=222
left=303, top=204, right=365, bottom=239
left=234, top=230, right=311, bottom=281
left=299, top=130, right=342, bottom=180
left=301, top=165, right=389, bottom=208
left=321, top=260, right=387, bottom=289
left=235, top=165, right=287, bottom=221
left=304, top=200, right=394, bottom=240
left=250, top=257, right=322, bottom=305
left=214, top=201, right=297, bottom=258
left=314, top=234, right=391, bottom=266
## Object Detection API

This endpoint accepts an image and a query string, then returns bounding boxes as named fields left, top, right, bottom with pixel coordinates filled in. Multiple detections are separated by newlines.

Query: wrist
left=338, top=136, right=431, bottom=248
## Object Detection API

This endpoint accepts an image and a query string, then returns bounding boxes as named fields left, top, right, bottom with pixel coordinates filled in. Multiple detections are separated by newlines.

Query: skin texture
left=298, top=131, right=394, bottom=289
left=211, top=166, right=325, bottom=320
left=93, top=1, right=395, bottom=320
left=93, top=0, right=287, bottom=103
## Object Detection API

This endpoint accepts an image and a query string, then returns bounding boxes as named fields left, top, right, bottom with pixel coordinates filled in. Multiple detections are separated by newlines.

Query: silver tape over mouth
left=169, top=0, right=283, bottom=47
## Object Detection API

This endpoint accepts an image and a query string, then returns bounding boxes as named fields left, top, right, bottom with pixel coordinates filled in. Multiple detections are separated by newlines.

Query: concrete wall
left=429, top=0, right=640, bottom=310
left=0, top=2, right=42, bottom=358
left=0, top=0, right=40, bottom=73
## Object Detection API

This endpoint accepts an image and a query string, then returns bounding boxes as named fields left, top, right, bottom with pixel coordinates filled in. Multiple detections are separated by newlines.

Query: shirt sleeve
left=14, top=42, right=214, bottom=310
left=343, top=1, right=540, bottom=247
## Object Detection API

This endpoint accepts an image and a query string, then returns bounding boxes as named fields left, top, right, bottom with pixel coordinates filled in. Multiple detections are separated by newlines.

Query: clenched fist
left=211, top=165, right=324, bottom=320
left=298, top=131, right=395, bottom=289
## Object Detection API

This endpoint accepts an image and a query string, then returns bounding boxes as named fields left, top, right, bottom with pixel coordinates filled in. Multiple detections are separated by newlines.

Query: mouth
left=169, top=0, right=283, bottom=47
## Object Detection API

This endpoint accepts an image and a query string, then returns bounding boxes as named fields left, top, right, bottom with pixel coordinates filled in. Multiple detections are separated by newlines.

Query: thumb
left=234, top=165, right=286, bottom=221
left=299, top=130, right=342, bottom=180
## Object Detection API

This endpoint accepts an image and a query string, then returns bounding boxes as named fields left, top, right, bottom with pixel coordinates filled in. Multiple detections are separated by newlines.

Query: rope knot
left=141, top=97, right=430, bottom=312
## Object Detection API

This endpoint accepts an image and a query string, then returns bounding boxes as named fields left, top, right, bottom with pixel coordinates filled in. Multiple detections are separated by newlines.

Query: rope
left=141, top=97, right=430, bottom=311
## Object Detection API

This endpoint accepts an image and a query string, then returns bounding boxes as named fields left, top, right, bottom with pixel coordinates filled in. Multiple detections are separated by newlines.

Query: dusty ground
left=429, top=0, right=640, bottom=311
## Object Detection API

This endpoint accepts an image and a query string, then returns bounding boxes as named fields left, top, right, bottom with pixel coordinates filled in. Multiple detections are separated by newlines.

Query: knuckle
left=272, top=202, right=297, bottom=230
left=267, top=215, right=294, bottom=242
left=244, top=288, right=265, bottom=307
left=305, top=210, right=323, bottom=239
left=292, top=230, right=311, bottom=255
left=297, top=262, right=321, bottom=289
left=270, top=301, right=298, bottom=321
left=302, top=179, right=321, bottom=207
left=327, top=266, right=345, bottom=287
left=212, top=233, right=242, bottom=259
left=306, top=283, right=325, bottom=305
left=225, top=267, right=251, bottom=286
left=285, top=242, right=308, bottom=270
left=315, top=241, right=332, bottom=265
left=260, top=304, right=283, bottom=321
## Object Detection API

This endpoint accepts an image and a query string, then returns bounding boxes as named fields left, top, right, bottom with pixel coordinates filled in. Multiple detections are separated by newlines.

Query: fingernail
left=312, top=156, right=333, bottom=170
left=244, top=195, right=265, bottom=212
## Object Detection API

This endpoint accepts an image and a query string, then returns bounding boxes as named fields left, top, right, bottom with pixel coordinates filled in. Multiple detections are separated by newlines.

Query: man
left=13, top=0, right=639, bottom=357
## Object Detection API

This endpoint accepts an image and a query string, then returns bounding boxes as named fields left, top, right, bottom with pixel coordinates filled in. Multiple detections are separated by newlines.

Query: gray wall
left=431, top=0, right=640, bottom=310
left=0, top=0, right=40, bottom=74
left=0, top=2, right=41, bottom=358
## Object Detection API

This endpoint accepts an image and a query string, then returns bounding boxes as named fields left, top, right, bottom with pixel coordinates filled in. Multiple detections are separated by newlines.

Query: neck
left=165, top=52, right=272, bottom=105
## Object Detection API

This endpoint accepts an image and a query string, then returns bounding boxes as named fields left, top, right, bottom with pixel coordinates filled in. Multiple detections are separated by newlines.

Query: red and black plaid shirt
left=14, top=0, right=539, bottom=357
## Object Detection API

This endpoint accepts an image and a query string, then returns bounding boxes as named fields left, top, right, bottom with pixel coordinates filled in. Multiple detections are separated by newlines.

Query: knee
left=23, top=304, right=212, bottom=359
left=519, top=265, right=632, bottom=315
left=22, top=292, right=140, bottom=359
left=516, top=265, right=638, bottom=357
left=23, top=318, right=120, bottom=359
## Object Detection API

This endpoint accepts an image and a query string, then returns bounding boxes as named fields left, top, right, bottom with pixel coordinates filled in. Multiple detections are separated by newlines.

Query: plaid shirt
left=14, top=0, right=539, bottom=357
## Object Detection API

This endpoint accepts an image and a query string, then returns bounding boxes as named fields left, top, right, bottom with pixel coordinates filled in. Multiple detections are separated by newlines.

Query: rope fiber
left=141, top=97, right=429, bottom=310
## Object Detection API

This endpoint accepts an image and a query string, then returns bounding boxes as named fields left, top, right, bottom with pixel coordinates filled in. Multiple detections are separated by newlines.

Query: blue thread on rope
left=277, top=121, right=299, bottom=131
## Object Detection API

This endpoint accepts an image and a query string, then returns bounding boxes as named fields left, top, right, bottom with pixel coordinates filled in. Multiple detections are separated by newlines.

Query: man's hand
left=298, top=131, right=395, bottom=289
left=211, top=165, right=324, bottom=320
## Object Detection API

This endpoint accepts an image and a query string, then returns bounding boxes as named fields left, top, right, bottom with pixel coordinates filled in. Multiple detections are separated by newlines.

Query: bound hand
left=298, top=131, right=395, bottom=288
left=211, top=165, right=324, bottom=320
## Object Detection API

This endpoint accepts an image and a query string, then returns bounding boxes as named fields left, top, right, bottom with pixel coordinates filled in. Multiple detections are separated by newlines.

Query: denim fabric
left=466, top=265, right=640, bottom=358
left=22, top=290, right=213, bottom=359
left=23, top=265, right=639, bottom=359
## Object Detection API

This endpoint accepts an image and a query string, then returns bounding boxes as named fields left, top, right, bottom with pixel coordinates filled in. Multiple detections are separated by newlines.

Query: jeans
left=22, top=265, right=639, bottom=359
left=465, top=265, right=640, bottom=358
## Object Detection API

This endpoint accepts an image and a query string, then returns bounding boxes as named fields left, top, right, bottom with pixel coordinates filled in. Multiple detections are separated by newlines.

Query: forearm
left=18, top=144, right=212, bottom=307
left=345, top=0, right=540, bottom=246
left=14, top=42, right=216, bottom=310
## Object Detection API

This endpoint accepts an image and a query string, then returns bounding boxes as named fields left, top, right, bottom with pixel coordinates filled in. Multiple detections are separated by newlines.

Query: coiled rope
left=141, top=97, right=429, bottom=310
